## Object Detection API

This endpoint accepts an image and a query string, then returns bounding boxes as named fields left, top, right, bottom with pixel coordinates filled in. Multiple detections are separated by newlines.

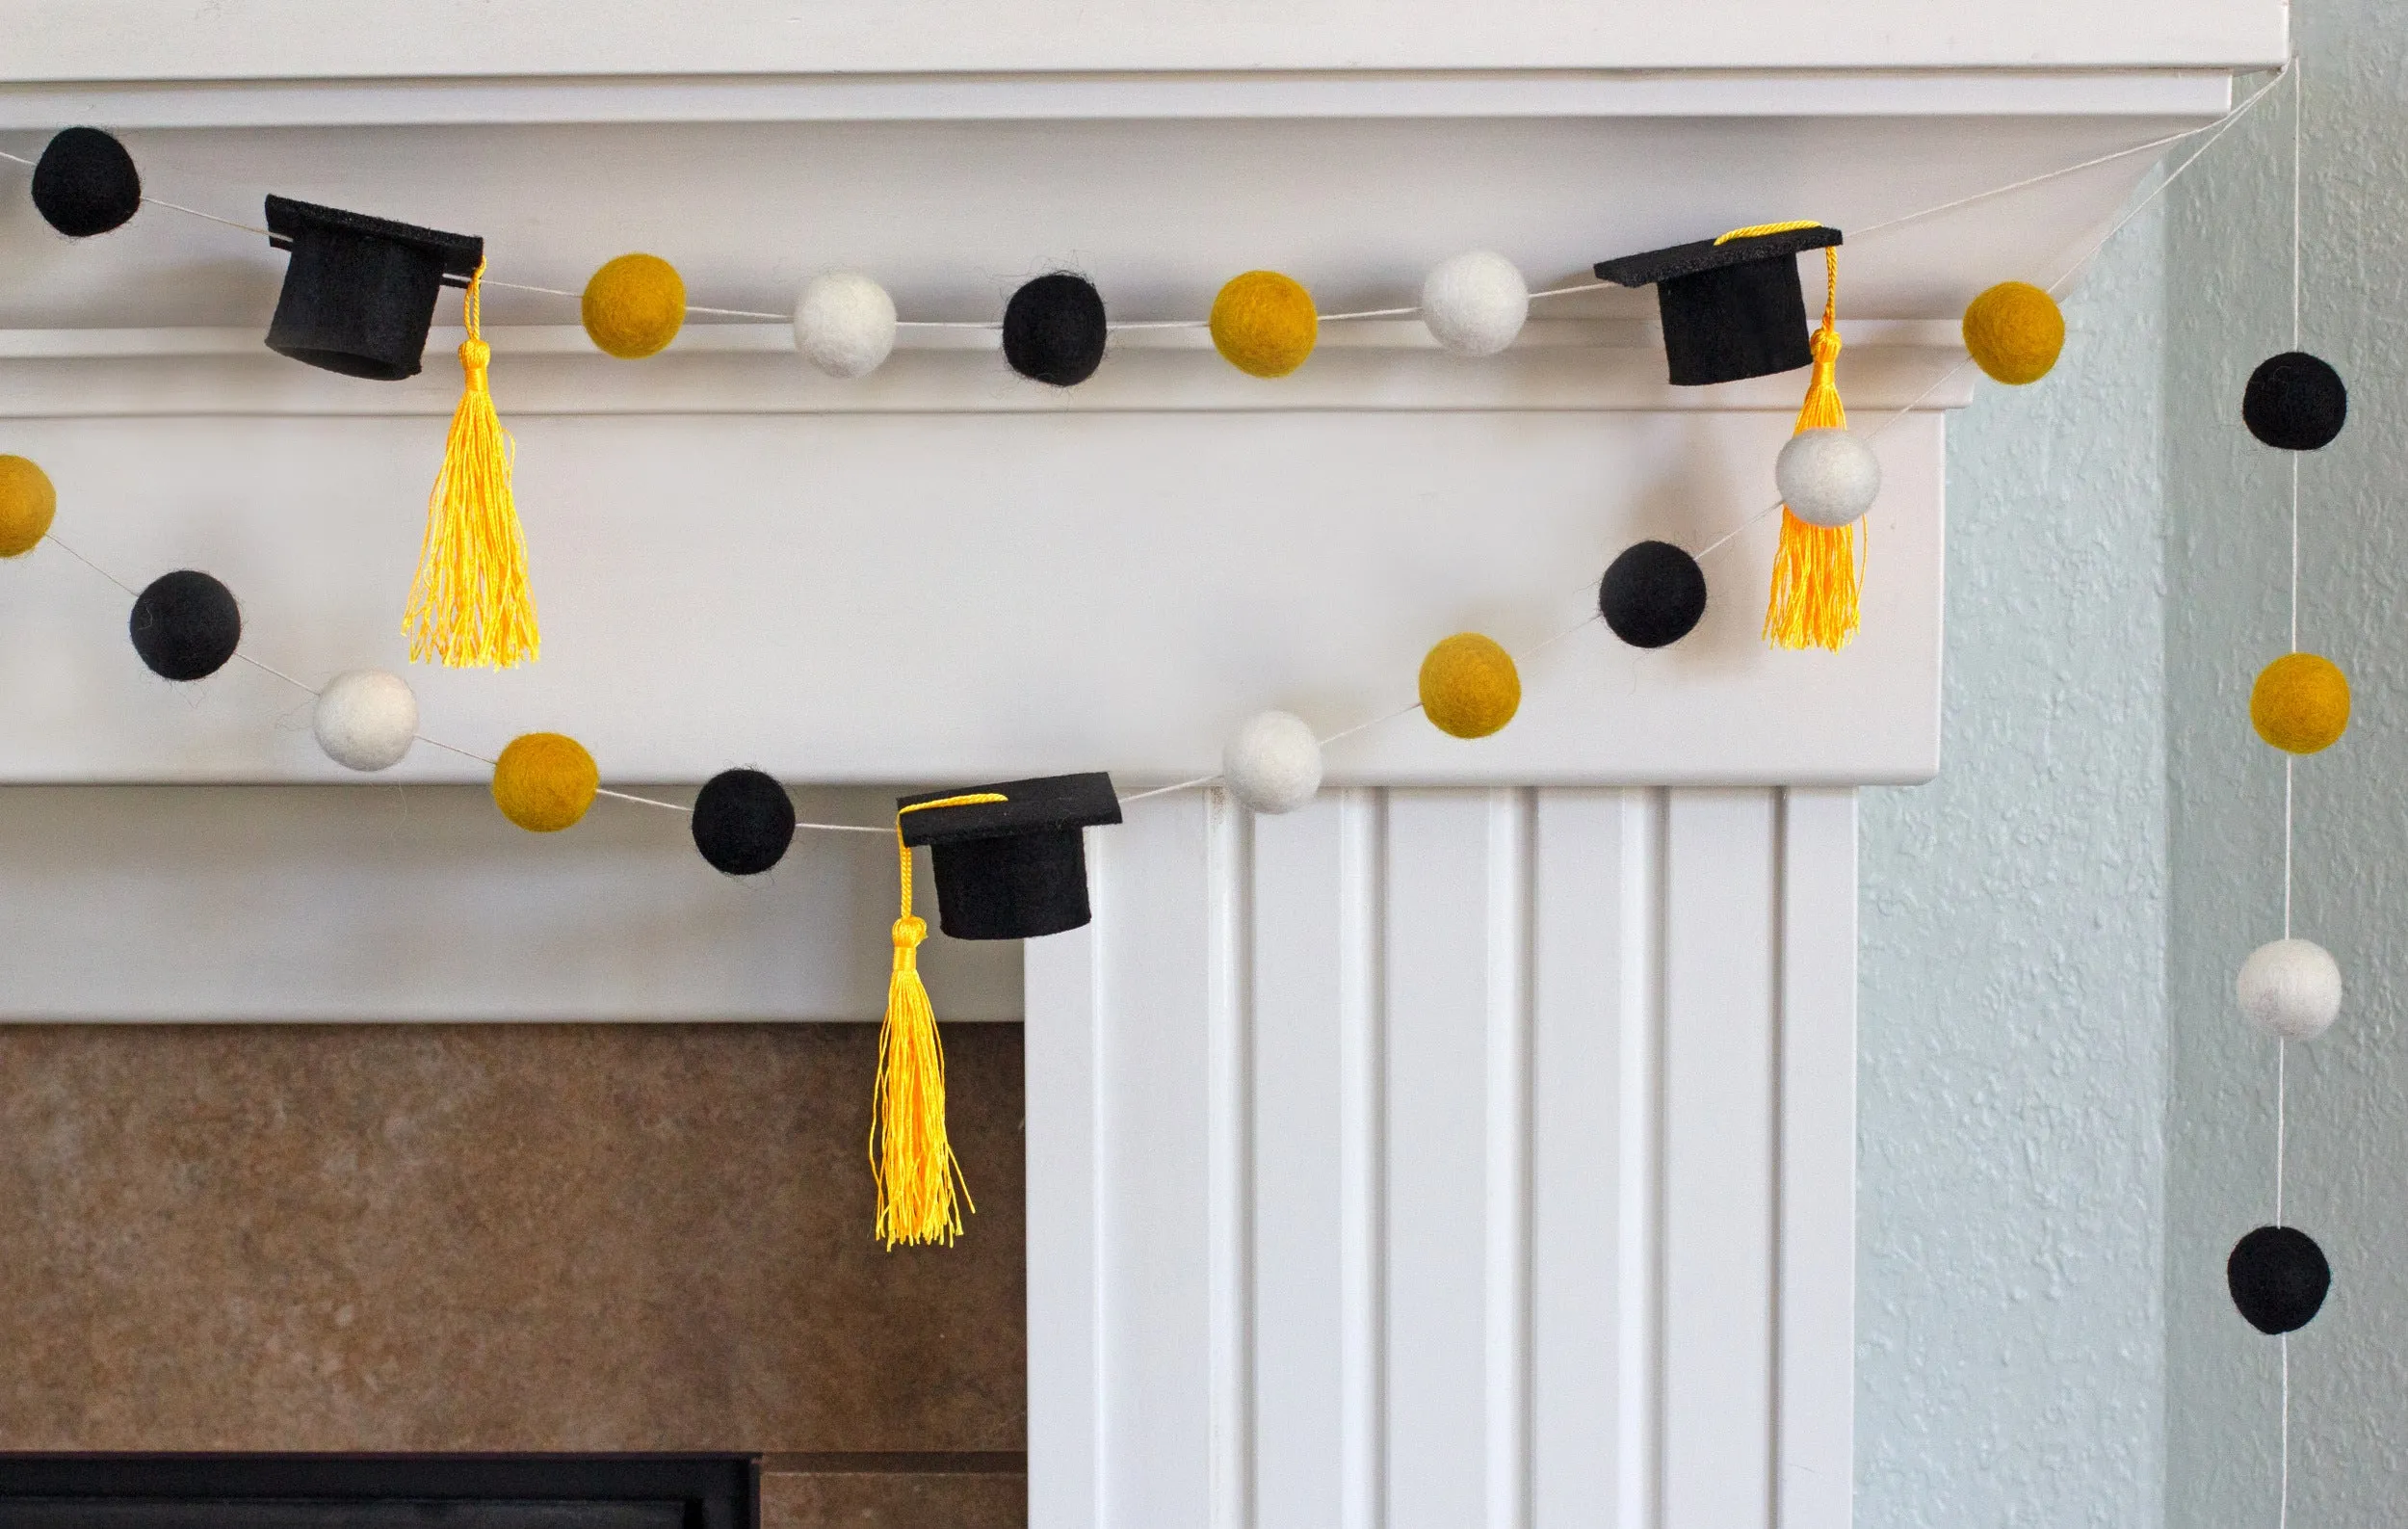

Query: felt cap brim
left=1595, top=224, right=1843, bottom=386
left=264, top=195, right=484, bottom=382
left=900, top=772, right=1123, bottom=940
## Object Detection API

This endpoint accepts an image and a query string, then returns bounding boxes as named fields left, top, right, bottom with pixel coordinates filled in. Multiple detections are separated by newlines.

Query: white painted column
left=1026, top=784, right=1857, bottom=1529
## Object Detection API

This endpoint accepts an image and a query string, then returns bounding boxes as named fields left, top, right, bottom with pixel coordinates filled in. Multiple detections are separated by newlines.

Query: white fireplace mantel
left=0, top=9, right=2280, bottom=1527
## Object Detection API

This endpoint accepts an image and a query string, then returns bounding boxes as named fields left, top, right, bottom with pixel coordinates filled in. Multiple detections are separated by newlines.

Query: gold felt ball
left=2251, top=652, right=2350, bottom=754
left=1210, top=270, right=1319, bottom=378
left=581, top=252, right=687, bottom=359
left=1419, top=633, right=1521, bottom=739
left=1962, top=281, right=2065, bottom=385
left=493, top=731, right=599, bottom=831
left=0, top=455, right=56, bottom=558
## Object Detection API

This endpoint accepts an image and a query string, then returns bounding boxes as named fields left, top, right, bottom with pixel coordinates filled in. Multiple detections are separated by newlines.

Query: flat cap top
left=265, top=194, right=484, bottom=277
left=899, top=772, right=1123, bottom=846
left=1594, top=224, right=1842, bottom=288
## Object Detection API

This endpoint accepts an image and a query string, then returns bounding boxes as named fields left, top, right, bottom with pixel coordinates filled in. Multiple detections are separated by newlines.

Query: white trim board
left=0, top=1, right=2286, bottom=81
left=0, top=321, right=1977, bottom=418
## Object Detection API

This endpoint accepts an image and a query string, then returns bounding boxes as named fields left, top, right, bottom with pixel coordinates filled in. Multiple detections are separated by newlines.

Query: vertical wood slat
left=1027, top=785, right=1853, bottom=1529
left=1777, top=788, right=1858, bottom=1529
left=1382, top=791, right=1501, bottom=1529
left=1660, top=790, right=1779, bottom=1529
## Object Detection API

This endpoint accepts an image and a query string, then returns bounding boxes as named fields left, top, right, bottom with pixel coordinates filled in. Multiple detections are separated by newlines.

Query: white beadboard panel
left=1776, top=788, right=1858, bottom=1529
left=0, top=782, right=1020, bottom=1021
left=1661, top=790, right=1779, bottom=1529
left=1026, top=784, right=1853, bottom=1528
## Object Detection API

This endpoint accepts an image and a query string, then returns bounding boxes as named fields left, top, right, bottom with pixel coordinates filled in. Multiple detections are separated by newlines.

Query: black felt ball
left=2243, top=352, right=2347, bottom=451
left=1599, top=540, right=1709, bottom=648
left=692, top=767, right=797, bottom=876
left=31, top=127, right=142, bottom=238
left=2228, top=1225, right=2331, bottom=1335
left=1003, top=272, right=1108, bottom=386
left=129, top=569, right=240, bottom=681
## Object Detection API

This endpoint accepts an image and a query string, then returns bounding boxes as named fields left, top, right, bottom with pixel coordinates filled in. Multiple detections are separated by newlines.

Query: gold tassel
left=1763, top=244, right=1864, bottom=652
left=871, top=793, right=1003, bottom=1249
left=406, top=262, right=539, bottom=668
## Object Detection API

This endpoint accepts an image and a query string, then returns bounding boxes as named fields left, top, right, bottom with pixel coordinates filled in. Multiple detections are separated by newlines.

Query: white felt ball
left=1775, top=427, right=1883, bottom=528
left=793, top=271, right=898, bottom=379
left=1223, top=710, right=1322, bottom=814
left=1421, top=250, right=1529, bottom=356
left=313, top=669, right=419, bottom=772
left=2238, top=937, right=2342, bottom=1041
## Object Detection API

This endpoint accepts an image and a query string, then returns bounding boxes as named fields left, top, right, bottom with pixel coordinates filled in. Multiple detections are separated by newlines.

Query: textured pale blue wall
left=1857, top=197, right=2171, bottom=1524
left=2165, top=7, right=2408, bottom=1524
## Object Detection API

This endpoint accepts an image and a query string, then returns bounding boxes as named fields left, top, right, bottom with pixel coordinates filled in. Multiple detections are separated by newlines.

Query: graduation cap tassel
left=1763, top=240, right=1862, bottom=652
left=871, top=794, right=1003, bottom=1249
left=405, top=262, right=539, bottom=669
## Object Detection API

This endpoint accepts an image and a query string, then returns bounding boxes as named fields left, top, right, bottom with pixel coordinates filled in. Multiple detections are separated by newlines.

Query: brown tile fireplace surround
left=0, top=1023, right=1028, bottom=1527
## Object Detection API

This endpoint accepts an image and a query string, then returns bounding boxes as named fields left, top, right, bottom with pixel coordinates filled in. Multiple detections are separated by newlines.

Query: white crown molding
left=0, top=69, right=2238, bottom=131
left=0, top=320, right=1977, bottom=418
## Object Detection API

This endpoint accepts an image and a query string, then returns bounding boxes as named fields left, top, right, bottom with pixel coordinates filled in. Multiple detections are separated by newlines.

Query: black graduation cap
left=264, top=195, right=484, bottom=381
left=899, top=772, right=1123, bottom=940
left=1594, top=224, right=1844, bottom=386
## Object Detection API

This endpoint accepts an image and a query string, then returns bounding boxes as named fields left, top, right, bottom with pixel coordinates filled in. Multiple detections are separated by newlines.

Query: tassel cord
left=869, top=792, right=1005, bottom=1249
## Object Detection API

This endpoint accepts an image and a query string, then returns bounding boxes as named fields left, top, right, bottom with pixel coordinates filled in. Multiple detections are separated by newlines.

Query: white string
left=35, top=529, right=906, bottom=831
left=2275, top=57, right=2303, bottom=1529
left=2279, top=1332, right=2292, bottom=1529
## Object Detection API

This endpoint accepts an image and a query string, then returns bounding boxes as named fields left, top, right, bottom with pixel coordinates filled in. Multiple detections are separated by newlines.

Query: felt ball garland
left=2229, top=1225, right=2331, bottom=1336
left=1211, top=271, right=1318, bottom=378
left=795, top=271, right=898, bottom=379
left=492, top=731, right=599, bottom=832
left=2243, top=352, right=2347, bottom=451
left=1003, top=272, right=1109, bottom=386
left=582, top=252, right=687, bottom=359
left=2251, top=651, right=2349, bottom=753
left=1419, top=633, right=1520, bottom=739
left=1774, top=428, right=1881, bottom=530
left=691, top=767, right=798, bottom=875
left=1421, top=250, right=1529, bottom=356
left=1600, top=540, right=1708, bottom=648
left=2238, top=937, right=2341, bottom=1041
left=1223, top=710, right=1322, bottom=814
left=1961, top=280, right=2064, bottom=385
left=129, top=570, right=240, bottom=681
left=313, top=669, right=419, bottom=772
left=0, top=455, right=57, bottom=558
left=30, top=127, right=141, bottom=238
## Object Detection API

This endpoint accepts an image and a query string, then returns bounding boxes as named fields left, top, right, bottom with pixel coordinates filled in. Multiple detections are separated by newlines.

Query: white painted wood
left=1382, top=790, right=1509, bottom=1529
left=0, top=110, right=2215, bottom=334
left=1776, top=788, right=1859, bottom=1529
left=0, top=70, right=2237, bottom=132
left=0, top=410, right=1946, bottom=787
left=0, top=782, right=1019, bottom=1021
left=0, top=0, right=2286, bottom=81
left=1529, top=788, right=1656, bottom=1529
left=1025, top=918, right=1105, bottom=1529
left=1027, top=785, right=1855, bottom=1529
left=1248, top=794, right=1357, bottom=1529
left=1660, top=790, right=1779, bottom=1529
left=1092, top=794, right=1219, bottom=1526
left=0, top=321, right=1976, bottom=417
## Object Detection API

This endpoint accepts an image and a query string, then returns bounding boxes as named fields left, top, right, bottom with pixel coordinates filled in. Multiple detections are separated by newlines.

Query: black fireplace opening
left=0, top=1454, right=758, bottom=1528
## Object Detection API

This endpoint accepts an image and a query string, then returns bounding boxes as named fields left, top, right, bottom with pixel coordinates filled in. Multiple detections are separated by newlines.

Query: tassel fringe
left=1764, top=247, right=1864, bottom=652
left=871, top=796, right=1004, bottom=1250
left=406, top=263, right=539, bottom=669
